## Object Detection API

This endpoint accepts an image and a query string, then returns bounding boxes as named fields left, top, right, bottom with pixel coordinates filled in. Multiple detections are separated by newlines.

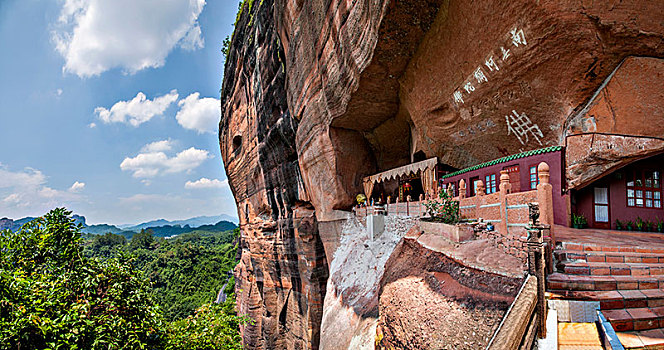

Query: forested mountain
left=0, top=208, right=244, bottom=349
left=0, top=214, right=238, bottom=238
left=84, top=225, right=240, bottom=320
left=119, top=214, right=239, bottom=231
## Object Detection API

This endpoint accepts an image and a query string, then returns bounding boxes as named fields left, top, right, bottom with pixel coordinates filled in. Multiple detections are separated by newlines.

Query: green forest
left=0, top=208, right=246, bottom=349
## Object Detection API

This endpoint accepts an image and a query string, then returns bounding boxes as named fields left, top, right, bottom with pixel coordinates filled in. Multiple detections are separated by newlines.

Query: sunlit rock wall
left=220, top=1, right=327, bottom=348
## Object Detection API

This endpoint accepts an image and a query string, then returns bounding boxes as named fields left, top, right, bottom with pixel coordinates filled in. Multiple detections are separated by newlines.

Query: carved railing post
left=477, top=180, right=485, bottom=197
left=498, top=170, right=511, bottom=235
left=406, top=195, right=411, bottom=216
left=526, top=203, right=547, bottom=339
left=459, top=179, right=466, bottom=200
left=536, top=162, right=555, bottom=246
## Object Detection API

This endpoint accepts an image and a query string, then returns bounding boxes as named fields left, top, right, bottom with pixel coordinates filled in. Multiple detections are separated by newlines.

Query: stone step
left=560, top=242, right=664, bottom=254
left=555, top=249, right=664, bottom=264
left=616, top=328, right=664, bottom=349
left=559, top=261, right=664, bottom=276
left=602, top=307, right=664, bottom=332
left=548, top=289, right=664, bottom=310
left=547, top=273, right=664, bottom=291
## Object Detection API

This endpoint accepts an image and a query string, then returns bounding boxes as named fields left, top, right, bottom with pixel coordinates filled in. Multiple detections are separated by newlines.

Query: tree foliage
left=0, top=208, right=162, bottom=349
left=0, top=208, right=245, bottom=349
left=164, top=303, right=246, bottom=350
left=423, top=189, right=460, bottom=224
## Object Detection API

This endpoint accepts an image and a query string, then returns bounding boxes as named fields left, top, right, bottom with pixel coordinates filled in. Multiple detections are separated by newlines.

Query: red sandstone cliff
left=220, top=1, right=664, bottom=349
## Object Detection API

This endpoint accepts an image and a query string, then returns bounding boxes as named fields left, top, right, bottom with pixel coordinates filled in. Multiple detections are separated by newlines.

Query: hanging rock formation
left=220, top=0, right=664, bottom=348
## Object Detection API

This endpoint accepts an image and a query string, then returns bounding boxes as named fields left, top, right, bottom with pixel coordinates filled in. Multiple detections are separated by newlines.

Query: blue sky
left=0, top=0, right=239, bottom=224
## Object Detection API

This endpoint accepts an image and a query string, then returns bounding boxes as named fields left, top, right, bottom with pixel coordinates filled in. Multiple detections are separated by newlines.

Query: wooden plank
left=487, top=275, right=538, bottom=350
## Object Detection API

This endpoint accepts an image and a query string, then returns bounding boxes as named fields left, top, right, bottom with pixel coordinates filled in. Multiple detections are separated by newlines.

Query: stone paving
left=555, top=225, right=664, bottom=248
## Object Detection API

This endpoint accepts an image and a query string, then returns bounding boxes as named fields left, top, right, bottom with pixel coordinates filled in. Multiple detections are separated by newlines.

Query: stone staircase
left=549, top=241, right=664, bottom=348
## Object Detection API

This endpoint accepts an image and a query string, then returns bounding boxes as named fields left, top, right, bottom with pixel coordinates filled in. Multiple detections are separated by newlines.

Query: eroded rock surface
left=376, top=239, right=522, bottom=349
left=220, top=1, right=327, bottom=349
left=220, top=1, right=664, bottom=349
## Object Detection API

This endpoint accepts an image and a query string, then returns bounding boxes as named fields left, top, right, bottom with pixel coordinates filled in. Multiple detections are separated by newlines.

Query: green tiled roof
left=440, top=146, right=562, bottom=180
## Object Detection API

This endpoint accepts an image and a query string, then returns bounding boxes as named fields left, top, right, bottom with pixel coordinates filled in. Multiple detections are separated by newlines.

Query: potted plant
left=572, top=214, right=579, bottom=229
left=658, top=219, right=664, bottom=233
left=646, top=220, right=654, bottom=232
left=572, top=213, right=588, bottom=229
left=626, top=220, right=634, bottom=231
left=615, top=219, right=623, bottom=231
left=636, top=217, right=645, bottom=232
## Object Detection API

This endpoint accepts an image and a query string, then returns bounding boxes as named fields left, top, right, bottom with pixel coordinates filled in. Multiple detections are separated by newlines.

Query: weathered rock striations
left=220, top=1, right=327, bottom=349
left=220, top=1, right=664, bottom=349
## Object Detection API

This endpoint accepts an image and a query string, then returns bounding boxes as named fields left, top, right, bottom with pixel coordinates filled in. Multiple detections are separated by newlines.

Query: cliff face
left=220, top=1, right=664, bottom=349
left=220, top=1, right=327, bottom=348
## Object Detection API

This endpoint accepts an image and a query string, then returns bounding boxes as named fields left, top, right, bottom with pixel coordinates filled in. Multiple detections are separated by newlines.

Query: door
left=593, top=187, right=610, bottom=229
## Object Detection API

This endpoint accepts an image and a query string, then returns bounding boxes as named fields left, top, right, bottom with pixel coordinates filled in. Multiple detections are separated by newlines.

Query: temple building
left=364, top=143, right=664, bottom=232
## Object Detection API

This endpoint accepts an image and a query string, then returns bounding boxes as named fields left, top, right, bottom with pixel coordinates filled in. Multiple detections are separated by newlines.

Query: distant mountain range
left=0, top=213, right=238, bottom=238
left=117, top=214, right=238, bottom=231
left=0, top=214, right=87, bottom=231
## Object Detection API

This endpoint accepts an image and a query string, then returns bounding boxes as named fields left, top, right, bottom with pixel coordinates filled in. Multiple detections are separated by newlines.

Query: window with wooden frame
left=470, top=176, right=480, bottom=196
left=627, top=170, right=661, bottom=208
left=485, top=173, right=497, bottom=194
left=529, top=165, right=539, bottom=190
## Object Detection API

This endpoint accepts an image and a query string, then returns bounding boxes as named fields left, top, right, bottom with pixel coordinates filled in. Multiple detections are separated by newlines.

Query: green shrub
left=0, top=208, right=163, bottom=349
left=636, top=217, right=645, bottom=231
left=572, top=213, right=588, bottom=228
left=164, top=302, right=248, bottom=350
left=423, top=190, right=460, bottom=224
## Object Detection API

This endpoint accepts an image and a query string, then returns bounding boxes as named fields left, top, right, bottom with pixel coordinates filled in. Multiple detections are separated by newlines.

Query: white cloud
left=0, top=167, right=47, bottom=190
left=3, top=193, right=21, bottom=205
left=141, top=139, right=174, bottom=153
left=185, top=178, right=228, bottom=189
left=88, top=122, right=96, bottom=128
left=95, top=90, right=178, bottom=127
left=69, top=181, right=86, bottom=192
left=176, top=92, right=220, bottom=134
left=56, top=88, right=63, bottom=96
left=0, top=165, right=83, bottom=217
left=120, top=145, right=211, bottom=179
left=52, top=0, right=206, bottom=77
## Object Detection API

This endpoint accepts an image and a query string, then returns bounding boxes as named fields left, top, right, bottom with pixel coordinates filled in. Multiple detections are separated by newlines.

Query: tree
left=130, top=228, right=155, bottom=250
left=85, top=232, right=127, bottom=258
left=0, top=208, right=163, bottom=349
left=164, top=303, right=246, bottom=350
left=0, top=208, right=246, bottom=349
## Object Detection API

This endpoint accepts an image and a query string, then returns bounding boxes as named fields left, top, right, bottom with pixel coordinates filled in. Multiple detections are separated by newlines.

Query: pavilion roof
left=364, top=157, right=438, bottom=184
